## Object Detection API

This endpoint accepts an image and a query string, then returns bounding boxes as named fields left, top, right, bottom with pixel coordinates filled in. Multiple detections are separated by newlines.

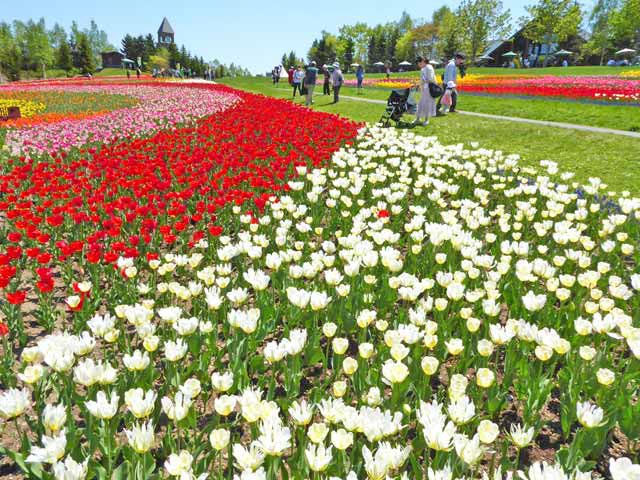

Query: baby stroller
left=380, top=88, right=417, bottom=127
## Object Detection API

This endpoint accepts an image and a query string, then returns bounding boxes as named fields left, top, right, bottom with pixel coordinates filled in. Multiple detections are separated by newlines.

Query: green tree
left=523, top=0, right=583, bottom=66
left=397, top=11, right=414, bottom=35
left=338, top=23, right=371, bottom=64
left=584, top=0, right=619, bottom=64
left=48, top=23, right=67, bottom=51
left=0, top=42, right=22, bottom=81
left=339, top=36, right=355, bottom=68
left=13, top=19, right=54, bottom=75
left=610, top=0, right=640, bottom=48
left=308, top=31, right=338, bottom=66
left=76, top=33, right=95, bottom=74
left=457, top=0, right=512, bottom=61
left=287, top=51, right=297, bottom=68
left=57, top=41, right=73, bottom=74
left=436, top=8, right=465, bottom=59
left=86, top=20, right=114, bottom=66
left=395, top=30, right=416, bottom=63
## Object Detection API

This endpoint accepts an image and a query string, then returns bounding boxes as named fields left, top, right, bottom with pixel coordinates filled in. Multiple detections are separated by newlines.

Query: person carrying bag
left=414, top=56, right=437, bottom=126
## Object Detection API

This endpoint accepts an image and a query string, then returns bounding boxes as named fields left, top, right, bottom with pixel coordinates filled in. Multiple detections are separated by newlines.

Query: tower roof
left=158, top=17, right=174, bottom=35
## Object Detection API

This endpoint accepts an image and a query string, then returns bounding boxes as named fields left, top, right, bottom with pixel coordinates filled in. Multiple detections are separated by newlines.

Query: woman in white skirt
left=414, top=56, right=437, bottom=126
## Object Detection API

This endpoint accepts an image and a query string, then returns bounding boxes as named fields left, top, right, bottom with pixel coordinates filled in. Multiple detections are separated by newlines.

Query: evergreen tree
left=121, top=34, right=135, bottom=58
left=57, top=40, right=73, bottom=74
left=76, top=32, right=94, bottom=74
left=287, top=51, right=297, bottom=68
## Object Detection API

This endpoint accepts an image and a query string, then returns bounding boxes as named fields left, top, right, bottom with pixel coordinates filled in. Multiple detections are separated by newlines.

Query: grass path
left=219, top=76, right=640, bottom=194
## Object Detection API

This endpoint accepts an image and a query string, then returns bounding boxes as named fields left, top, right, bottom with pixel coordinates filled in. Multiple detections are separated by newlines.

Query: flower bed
left=337, top=74, right=640, bottom=104
left=457, top=75, right=640, bottom=103
left=1, top=123, right=639, bottom=479
left=0, top=83, right=241, bottom=156
left=0, top=83, right=359, bottom=343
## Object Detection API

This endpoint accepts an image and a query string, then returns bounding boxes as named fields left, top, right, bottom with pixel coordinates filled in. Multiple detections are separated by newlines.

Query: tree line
left=120, top=35, right=250, bottom=78
left=0, top=18, right=252, bottom=82
left=0, top=19, right=113, bottom=80
left=291, top=0, right=639, bottom=70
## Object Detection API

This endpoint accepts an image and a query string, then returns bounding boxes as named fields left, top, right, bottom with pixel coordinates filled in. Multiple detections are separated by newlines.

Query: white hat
left=446, top=81, right=456, bottom=88
left=333, top=62, right=340, bottom=68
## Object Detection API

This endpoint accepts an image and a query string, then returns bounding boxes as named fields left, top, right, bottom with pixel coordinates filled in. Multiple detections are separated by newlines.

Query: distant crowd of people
left=270, top=52, right=468, bottom=127
left=272, top=62, right=345, bottom=105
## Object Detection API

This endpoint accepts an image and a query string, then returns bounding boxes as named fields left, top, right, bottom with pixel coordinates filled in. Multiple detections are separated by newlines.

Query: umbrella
left=373, top=61, right=385, bottom=66
left=477, top=55, right=494, bottom=61
left=429, top=60, right=441, bottom=65
left=554, top=49, right=573, bottom=56
left=398, top=61, right=412, bottom=66
left=502, top=51, right=518, bottom=58
left=615, top=48, right=636, bottom=55
left=350, top=63, right=360, bottom=67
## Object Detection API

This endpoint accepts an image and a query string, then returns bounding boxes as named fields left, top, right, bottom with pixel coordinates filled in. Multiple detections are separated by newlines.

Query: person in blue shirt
left=356, top=65, right=365, bottom=93
left=437, top=52, right=465, bottom=114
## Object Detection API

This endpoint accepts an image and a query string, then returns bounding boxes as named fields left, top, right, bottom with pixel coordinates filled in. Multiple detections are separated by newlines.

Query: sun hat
left=333, top=62, right=340, bottom=68
left=446, top=81, right=456, bottom=89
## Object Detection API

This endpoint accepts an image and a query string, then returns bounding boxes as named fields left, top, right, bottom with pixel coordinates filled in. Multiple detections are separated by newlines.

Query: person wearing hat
left=304, top=61, right=319, bottom=106
left=331, top=62, right=344, bottom=103
left=437, top=52, right=465, bottom=114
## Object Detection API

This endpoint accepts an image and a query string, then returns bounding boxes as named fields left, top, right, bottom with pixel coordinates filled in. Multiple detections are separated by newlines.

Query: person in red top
left=288, top=67, right=295, bottom=85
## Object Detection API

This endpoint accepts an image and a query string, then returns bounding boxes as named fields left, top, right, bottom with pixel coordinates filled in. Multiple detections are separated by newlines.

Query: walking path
left=337, top=94, right=640, bottom=139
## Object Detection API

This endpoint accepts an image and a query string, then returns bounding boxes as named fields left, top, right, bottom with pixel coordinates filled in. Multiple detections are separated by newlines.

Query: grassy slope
left=219, top=76, right=640, bottom=194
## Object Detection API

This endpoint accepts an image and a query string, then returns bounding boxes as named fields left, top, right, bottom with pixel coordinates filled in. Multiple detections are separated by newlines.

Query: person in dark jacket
left=323, top=67, right=331, bottom=95
left=304, top=61, right=319, bottom=106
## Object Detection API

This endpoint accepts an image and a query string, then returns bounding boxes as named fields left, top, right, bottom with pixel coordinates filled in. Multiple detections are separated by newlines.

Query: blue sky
left=5, top=0, right=566, bottom=73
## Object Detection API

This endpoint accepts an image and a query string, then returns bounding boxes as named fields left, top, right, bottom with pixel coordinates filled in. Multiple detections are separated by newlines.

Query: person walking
left=292, top=65, right=305, bottom=98
left=356, top=64, right=365, bottom=93
left=414, top=56, right=437, bottom=126
left=437, top=52, right=465, bottom=114
left=331, top=62, right=344, bottom=103
left=323, top=66, right=331, bottom=95
left=304, top=61, right=318, bottom=106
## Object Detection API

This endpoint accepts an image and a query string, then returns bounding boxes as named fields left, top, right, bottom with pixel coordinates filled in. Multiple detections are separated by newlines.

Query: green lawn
left=219, top=76, right=640, bottom=194
left=224, top=77, right=640, bottom=132
left=95, top=68, right=130, bottom=77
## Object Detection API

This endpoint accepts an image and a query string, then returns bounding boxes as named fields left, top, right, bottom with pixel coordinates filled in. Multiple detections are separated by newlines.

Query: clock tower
left=157, top=17, right=175, bottom=45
